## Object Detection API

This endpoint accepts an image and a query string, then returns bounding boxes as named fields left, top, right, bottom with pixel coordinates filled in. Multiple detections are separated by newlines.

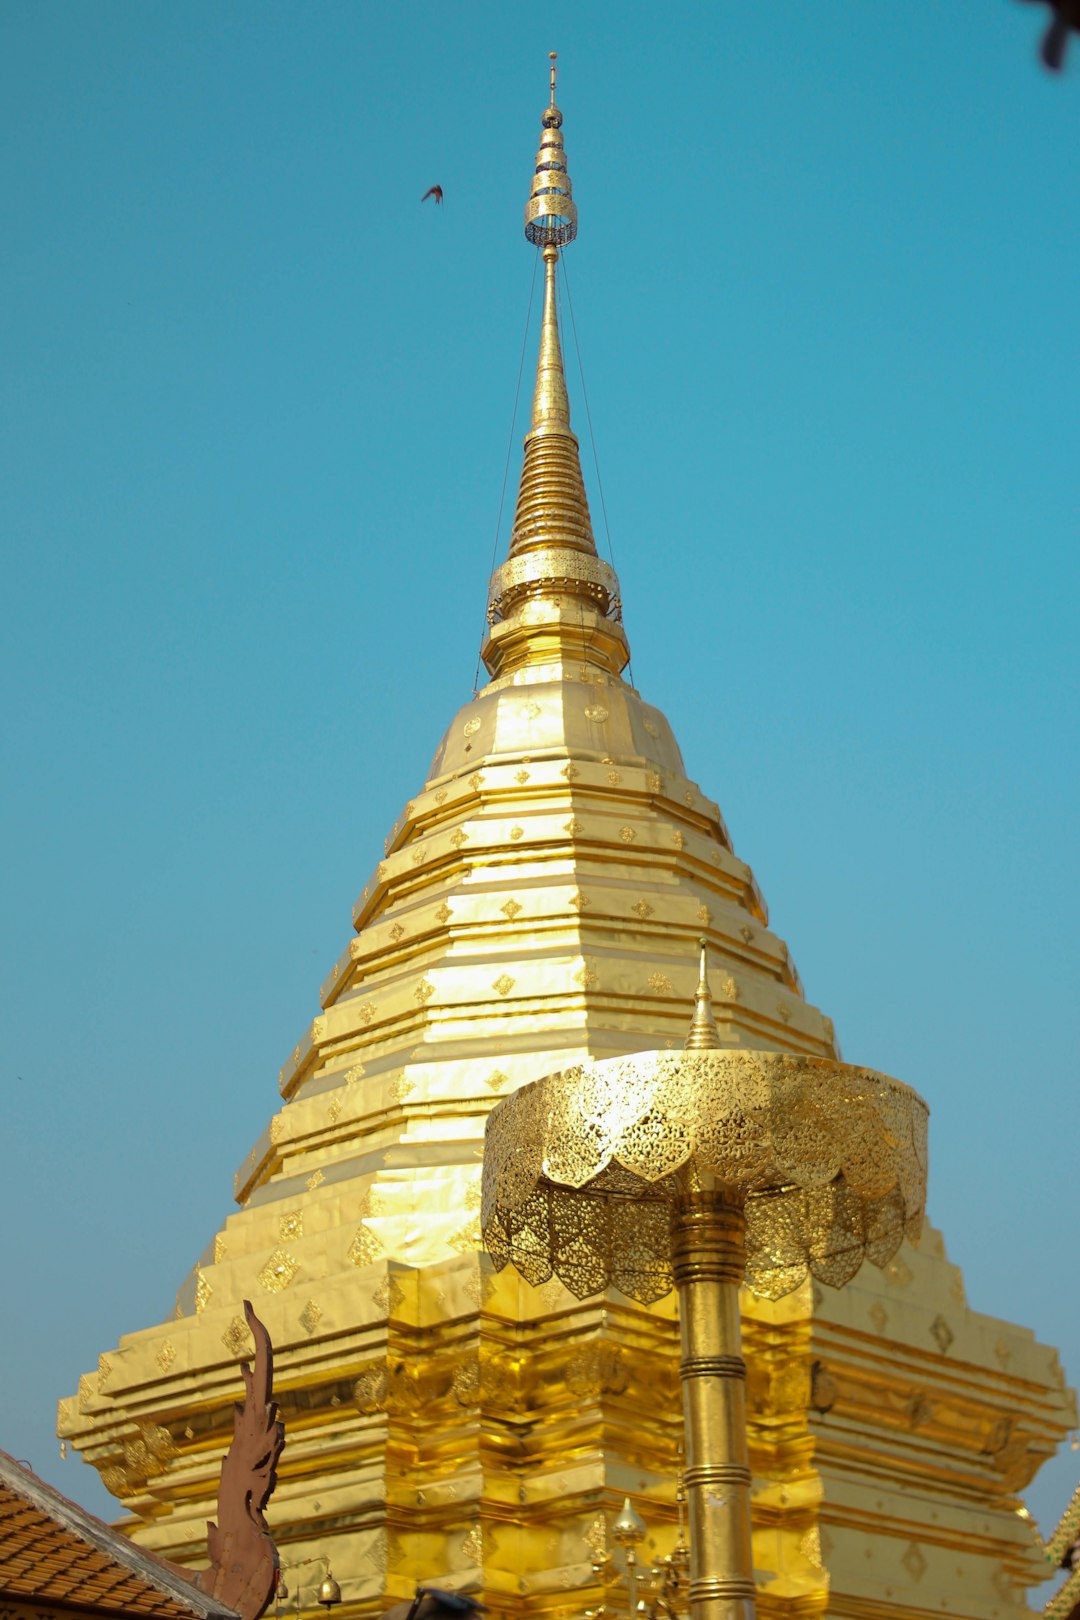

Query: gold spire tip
left=685, top=937, right=722, bottom=1052
left=524, top=55, right=576, bottom=249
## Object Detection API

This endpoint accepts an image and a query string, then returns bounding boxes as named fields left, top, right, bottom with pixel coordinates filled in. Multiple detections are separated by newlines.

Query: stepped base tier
left=59, top=671, right=1076, bottom=1620
left=61, top=65, right=1075, bottom=1620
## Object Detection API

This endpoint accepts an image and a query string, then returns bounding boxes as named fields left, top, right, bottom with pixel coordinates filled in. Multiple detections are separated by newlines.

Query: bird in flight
left=421, top=185, right=444, bottom=205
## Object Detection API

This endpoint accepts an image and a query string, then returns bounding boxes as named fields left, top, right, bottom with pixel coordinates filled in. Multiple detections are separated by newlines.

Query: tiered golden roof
left=61, top=61, right=1076, bottom=1620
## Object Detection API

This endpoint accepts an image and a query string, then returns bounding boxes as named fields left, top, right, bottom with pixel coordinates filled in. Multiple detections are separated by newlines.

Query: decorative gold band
left=487, top=547, right=621, bottom=621
left=679, top=1354, right=747, bottom=1380
left=689, top=1579, right=758, bottom=1601
left=671, top=1193, right=747, bottom=1286
left=682, top=1463, right=753, bottom=1488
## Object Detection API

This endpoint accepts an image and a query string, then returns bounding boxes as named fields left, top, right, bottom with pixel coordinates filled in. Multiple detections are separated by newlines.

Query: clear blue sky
left=3, top=0, right=1078, bottom=1550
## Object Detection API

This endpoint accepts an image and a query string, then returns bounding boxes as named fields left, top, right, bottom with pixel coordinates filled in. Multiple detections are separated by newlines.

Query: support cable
left=560, top=253, right=634, bottom=686
left=473, top=244, right=542, bottom=696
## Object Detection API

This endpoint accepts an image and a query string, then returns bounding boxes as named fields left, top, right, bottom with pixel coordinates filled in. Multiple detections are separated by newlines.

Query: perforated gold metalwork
left=482, top=1049, right=928, bottom=1302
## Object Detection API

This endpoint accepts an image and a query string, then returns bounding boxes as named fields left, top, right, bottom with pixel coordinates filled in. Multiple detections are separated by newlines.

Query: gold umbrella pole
left=671, top=1188, right=755, bottom=1620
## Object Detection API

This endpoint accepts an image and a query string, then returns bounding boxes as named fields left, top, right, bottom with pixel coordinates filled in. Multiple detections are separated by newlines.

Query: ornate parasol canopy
left=482, top=1048, right=929, bottom=1303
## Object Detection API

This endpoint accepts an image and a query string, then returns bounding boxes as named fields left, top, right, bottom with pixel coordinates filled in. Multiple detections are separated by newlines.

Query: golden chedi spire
left=684, top=936, right=722, bottom=1050
left=482, top=56, right=629, bottom=683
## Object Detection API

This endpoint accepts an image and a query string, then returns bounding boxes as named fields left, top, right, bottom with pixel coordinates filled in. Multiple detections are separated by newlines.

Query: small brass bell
left=318, top=1570, right=342, bottom=1609
left=276, top=1579, right=289, bottom=1602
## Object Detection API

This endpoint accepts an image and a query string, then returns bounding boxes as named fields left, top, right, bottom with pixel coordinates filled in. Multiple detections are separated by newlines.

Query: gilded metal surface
left=671, top=1193, right=755, bottom=1620
left=487, top=546, right=619, bottom=621
left=57, top=57, right=1078, bottom=1620
left=482, top=1050, right=927, bottom=1301
left=524, top=57, right=577, bottom=249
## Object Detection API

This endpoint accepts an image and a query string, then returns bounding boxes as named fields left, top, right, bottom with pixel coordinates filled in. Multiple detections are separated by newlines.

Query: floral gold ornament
left=257, top=1250, right=300, bottom=1294
left=484, top=942, right=927, bottom=1620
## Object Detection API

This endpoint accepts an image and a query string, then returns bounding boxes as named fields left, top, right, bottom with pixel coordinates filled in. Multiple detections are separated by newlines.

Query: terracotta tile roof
left=0, top=1449, right=237, bottom=1619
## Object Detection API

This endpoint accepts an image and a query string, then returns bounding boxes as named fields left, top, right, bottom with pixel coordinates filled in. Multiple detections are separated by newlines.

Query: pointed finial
left=481, top=60, right=628, bottom=682
left=525, top=54, right=577, bottom=249
left=684, top=937, right=721, bottom=1051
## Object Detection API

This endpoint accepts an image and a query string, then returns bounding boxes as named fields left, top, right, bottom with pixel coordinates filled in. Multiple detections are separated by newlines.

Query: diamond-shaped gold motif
left=357, top=1001, right=376, bottom=1025
left=633, top=900, right=654, bottom=920
left=619, top=825, right=636, bottom=843
left=648, top=972, right=673, bottom=995
left=930, top=1314, right=954, bottom=1353
left=575, top=962, right=599, bottom=991
left=501, top=899, right=523, bottom=920
left=222, top=1316, right=254, bottom=1357
left=194, top=1269, right=212, bottom=1314
left=214, top=1232, right=228, bottom=1264
left=327, top=1094, right=342, bottom=1124
left=515, top=769, right=530, bottom=784
left=390, top=922, right=405, bottom=942
left=449, top=1218, right=481, bottom=1254
left=468, top=772, right=483, bottom=790
left=434, top=788, right=447, bottom=804
left=415, top=977, right=435, bottom=1005
left=300, top=1300, right=322, bottom=1336
left=740, top=923, right=754, bottom=943
left=258, top=1249, right=300, bottom=1294
left=869, top=1301, right=888, bottom=1335
left=901, top=1543, right=927, bottom=1581
left=390, top=1073, right=416, bottom=1104
left=348, top=1218, right=382, bottom=1270
left=97, top=1355, right=112, bottom=1389
left=156, top=1340, right=176, bottom=1375
left=256, top=1247, right=301, bottom=1295
left=373, top=1274, right=406, bottom=1315
left=279, top=1212, right=303, bottom=1242
left=647, top=772, right=662, bottom=793
left=887, top=1256, right=914, bottom=1287
left=561, top=763, right=579, bottom=781
left=269, top=1115, right=283, bottom=1145
left=306, top=1167, right=325, bottom=1192
left=509, top=825, right=524, bottom=841
left=567, top=890, right=590, bottom=910
left=493, top=974, right=516, bottom=996
left=697, top=905, right=711, bottom=925
left=778, top=1001, right=793, bottom=1023
left=436, top=902, right=453, bottom=925
left=607, top=770, right=621, bottom=785
left=486, top=1070, right=509, bottom=1091
left=564, top=817, right=582, bottom=836
left=583, top=705, right=609, bottom=723
left=345, top=1062, right=365, bottom=1085
left=450, top=828, right=469, bottom=848
left=721, top=975, right=739, bottom=1001
left=461, top=1525, right=483, bottom=1563
left=348, top=1225, right=382, bottom=1268
left=672, top=829, right=684, bottom=849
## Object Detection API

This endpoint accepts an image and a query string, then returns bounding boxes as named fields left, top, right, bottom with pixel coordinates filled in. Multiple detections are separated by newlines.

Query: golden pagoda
left=61, top=62, right=1076, bottom=1620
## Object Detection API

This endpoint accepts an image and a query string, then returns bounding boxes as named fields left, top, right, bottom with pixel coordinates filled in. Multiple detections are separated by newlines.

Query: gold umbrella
left=482, top=944, right=928, bottom=1620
